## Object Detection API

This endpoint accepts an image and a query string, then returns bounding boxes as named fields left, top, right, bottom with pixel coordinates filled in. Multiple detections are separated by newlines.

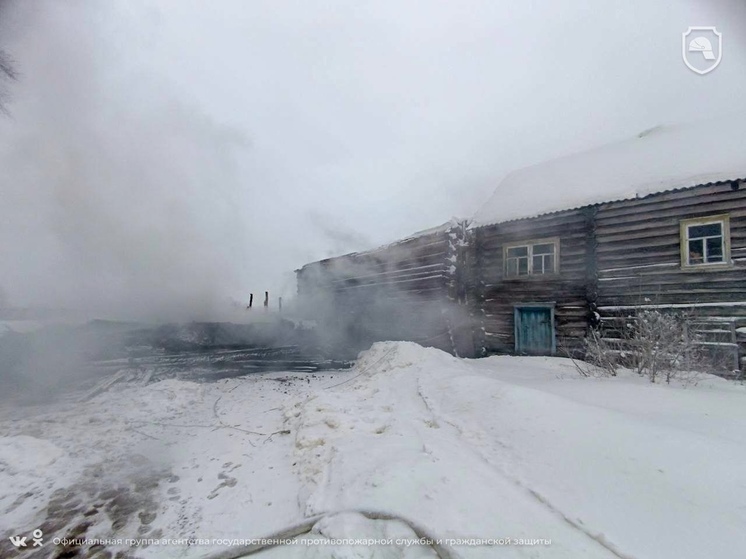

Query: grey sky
left=1, top=0, right=745, bottom=319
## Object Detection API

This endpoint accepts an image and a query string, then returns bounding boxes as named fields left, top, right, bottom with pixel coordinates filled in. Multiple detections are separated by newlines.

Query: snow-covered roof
left=300, top=219, right=461, bottom=270
left=473, top=114, right=746, bottom=226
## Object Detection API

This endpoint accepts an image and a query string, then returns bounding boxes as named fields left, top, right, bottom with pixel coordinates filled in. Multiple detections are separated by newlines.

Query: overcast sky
left=0, top=0, right=745, bottom=320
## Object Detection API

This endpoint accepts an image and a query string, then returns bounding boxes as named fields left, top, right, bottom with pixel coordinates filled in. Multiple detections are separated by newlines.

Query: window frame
left=503, top=237, right=560, bottom=278
left=679, top=215, right=731, bottom=269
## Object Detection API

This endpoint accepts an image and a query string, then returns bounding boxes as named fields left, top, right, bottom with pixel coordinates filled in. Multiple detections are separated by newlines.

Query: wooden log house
left=296, top=221, right=474, bottom=358
left=470, top=181, right=746, bottom=370
left=297, top=118, right=746, bottom=373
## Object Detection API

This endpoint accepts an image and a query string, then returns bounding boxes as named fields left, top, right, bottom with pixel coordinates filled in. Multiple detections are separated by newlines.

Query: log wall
left=297, top=180, right=746, bottom=372
left=471, top=208, right=594, bottom=356
left=596, top=182, right=746, bottom=306
left=296, top=224, right=474, bottom=356
left=595, top=181, right=746, bottom=373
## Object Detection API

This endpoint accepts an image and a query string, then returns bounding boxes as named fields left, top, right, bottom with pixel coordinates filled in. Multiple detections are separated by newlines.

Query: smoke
left=0, top=1, right=251, bottom=321
left=308, top=210, right=372, bottom=259
left=295, top=222, right=476, bottom=360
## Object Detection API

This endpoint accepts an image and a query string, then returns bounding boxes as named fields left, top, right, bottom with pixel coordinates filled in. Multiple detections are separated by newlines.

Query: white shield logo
left=682, top=27, right=722, bottom=75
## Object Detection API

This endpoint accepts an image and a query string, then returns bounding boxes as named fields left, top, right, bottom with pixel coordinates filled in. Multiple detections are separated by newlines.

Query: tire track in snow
left=415, top=375, right=638, bottom=559
left=287, top=343, right=630, bottom=557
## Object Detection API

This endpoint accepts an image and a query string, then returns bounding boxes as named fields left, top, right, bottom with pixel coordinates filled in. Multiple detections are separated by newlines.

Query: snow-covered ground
left=1, top=342, right=745, bottom=558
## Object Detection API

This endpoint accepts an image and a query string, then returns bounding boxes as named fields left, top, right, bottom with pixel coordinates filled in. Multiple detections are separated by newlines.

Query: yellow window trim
left=679, top=214, right=731, bottom=269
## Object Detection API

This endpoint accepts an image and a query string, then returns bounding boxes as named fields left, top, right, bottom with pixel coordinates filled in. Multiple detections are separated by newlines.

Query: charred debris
left=0, top=318, right=351, bottom=403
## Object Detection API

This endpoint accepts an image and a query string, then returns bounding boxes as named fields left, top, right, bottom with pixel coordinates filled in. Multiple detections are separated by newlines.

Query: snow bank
left=286, top=343, right=618, bottom=558
left=1, top=342, right=745, bottom=558
left=286, top=342, right=746, bottom=559
left=473, top=113, right=746, bottom=226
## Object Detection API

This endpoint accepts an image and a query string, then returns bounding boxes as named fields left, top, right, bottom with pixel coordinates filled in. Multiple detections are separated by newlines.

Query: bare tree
left=0, top=48, right=16, bottom=114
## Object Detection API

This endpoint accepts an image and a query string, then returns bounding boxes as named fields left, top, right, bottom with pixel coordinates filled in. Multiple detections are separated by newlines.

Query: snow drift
left=1, top=342, right=745, bottom=558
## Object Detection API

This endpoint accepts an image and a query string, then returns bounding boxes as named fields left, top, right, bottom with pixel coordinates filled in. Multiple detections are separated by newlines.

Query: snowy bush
left=578, top=309, right=714, bottom=383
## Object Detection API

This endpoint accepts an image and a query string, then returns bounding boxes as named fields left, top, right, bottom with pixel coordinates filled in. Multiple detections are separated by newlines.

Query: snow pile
left=1, top=342, right=745, bottom=558
left=286, top=344, right=613, bottom=558
left=285, top=342, right=746, bottom=559
left=473, top=113, right=746, bottom=225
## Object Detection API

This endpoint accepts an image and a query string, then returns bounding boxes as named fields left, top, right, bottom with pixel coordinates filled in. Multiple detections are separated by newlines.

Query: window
left=680, top=215, right=730, bottom=268
left=505, top=239, right=559, bottom=277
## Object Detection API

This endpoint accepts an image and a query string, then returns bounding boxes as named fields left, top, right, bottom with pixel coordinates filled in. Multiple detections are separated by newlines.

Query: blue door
left=515, top=306, right=555, bottom=355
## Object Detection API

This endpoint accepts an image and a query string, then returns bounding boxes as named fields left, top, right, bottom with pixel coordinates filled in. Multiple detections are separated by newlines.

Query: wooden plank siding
left=471, top=208, right=594, bottom=357
left=298, top=180, right=746, bottom=372
left=594, top=181, right=746, bottom=373
left=596, top=182, right=746, bottom=306
left=296, top=225, right=474, bottom=356
left=470, top=180, right=746, bottom=370
left=297, top=232, right=450, bottom=298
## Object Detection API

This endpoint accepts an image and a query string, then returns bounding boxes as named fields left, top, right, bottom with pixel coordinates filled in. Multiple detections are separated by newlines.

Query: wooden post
left=248, top=293, right=253, bottom=309
left=583, top=206, right=599, bottom=327
left=264, top=291, right=269, bottom=311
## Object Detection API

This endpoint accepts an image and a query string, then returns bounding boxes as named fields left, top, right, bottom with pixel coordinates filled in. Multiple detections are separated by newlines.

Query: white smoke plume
left=0, top=1, right=252, bottom=321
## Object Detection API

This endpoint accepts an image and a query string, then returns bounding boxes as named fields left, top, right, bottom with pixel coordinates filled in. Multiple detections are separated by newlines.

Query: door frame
left=513, top=303, right=556, bottom=355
